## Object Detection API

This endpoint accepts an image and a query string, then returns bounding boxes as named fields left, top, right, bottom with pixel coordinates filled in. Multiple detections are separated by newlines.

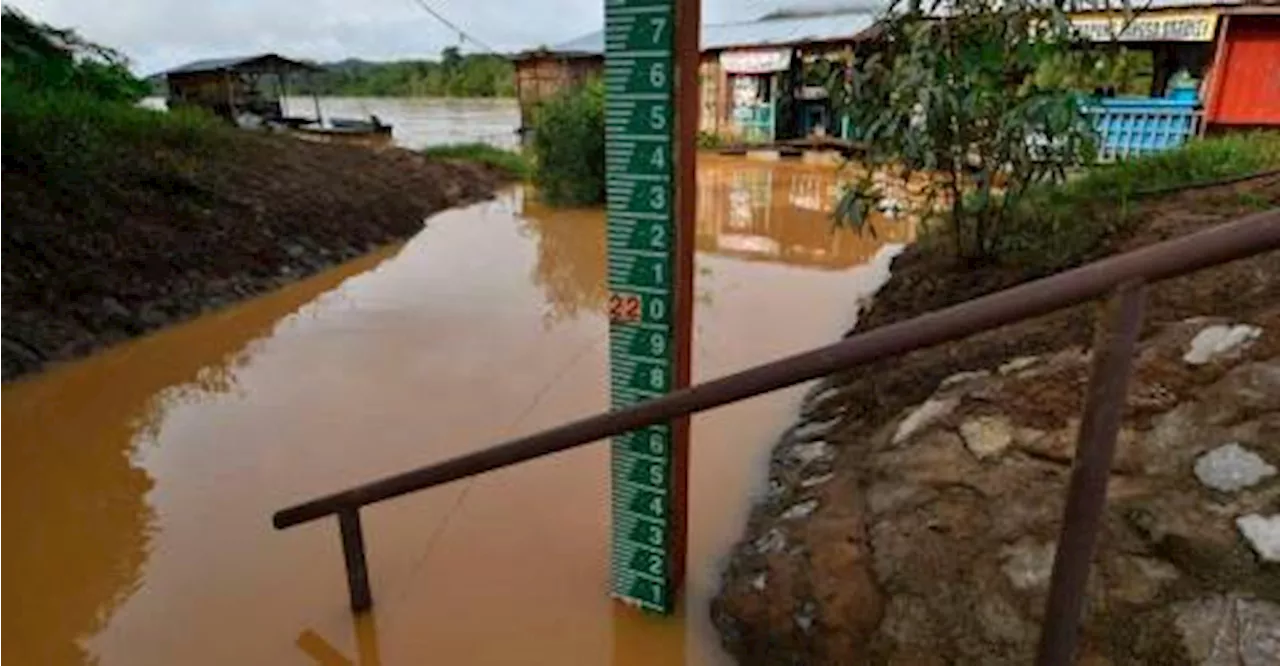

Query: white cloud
left=8, top=0, right=811, bottom=74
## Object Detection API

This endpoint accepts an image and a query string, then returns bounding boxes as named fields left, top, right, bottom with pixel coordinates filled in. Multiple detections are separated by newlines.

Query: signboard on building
left=1072, top=10, right=1219, bottom=42
left=721, top=48, right=792, bottom=74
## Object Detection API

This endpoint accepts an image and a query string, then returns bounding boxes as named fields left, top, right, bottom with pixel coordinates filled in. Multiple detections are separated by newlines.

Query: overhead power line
left=406, top=0, right=496, bottom=52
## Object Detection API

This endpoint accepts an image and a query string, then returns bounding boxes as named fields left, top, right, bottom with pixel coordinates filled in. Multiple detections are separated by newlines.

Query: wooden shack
left=510, top=7, right=879, bottom=144
left=163, top=54, right=320, bottom=123
left=511, top=44, right=602, bottom=141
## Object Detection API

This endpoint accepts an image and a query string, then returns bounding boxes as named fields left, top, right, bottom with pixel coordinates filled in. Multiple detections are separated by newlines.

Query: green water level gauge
left=605, top=0, right=689, bottom=614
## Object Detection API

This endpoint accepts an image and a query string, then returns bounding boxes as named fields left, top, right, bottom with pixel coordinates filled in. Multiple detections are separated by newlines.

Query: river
left=2, top=151, right=912, bottom=664
left=143, top=96, right=521, bottom=150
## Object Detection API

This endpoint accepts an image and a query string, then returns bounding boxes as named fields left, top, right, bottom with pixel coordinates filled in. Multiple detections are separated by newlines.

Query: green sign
left=606, top=0, right=679, bottom=614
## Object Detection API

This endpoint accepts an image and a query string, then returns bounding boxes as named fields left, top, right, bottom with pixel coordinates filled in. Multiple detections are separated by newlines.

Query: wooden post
left=1035, top=282, right=1146, bottom=666
left=669, top=0, right=699, bottom=594
left=338, top=507, right=372, bottom=612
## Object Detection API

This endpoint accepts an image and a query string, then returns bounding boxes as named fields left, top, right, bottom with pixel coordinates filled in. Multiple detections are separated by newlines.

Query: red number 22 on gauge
left=608, top=293, right=642, bottom=322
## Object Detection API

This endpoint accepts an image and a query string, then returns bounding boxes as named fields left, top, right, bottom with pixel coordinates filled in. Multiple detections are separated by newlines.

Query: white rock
left=800, top=472, right=836, bottom=488
left=788, top=440, right=833, bottom=466
left=790, top=416, right=841, bottom=443
left=998, top=356, right=1040, bottom=375
left=892, top=397, right=959, bottom=445
left=960, top=415, right=1015, bottom=459
left=1184, top=324, right=1262, bottom=365
left=1194, top=443, right=1277, bottom=492
left=754, top=528, right=787, bottom=554
left=1174, top=595, right=1280, bottom=666
left=794, top=601, right=817, bottom=633
left=1237, top=514, right=1280, bottom=562
left=750, top=573, right=768, bottom=592
left=780, top=499, right=820, bottom=521
left=1001, top=540, right=1056, bottom=591
left=939, top=369, right=991, bottom=390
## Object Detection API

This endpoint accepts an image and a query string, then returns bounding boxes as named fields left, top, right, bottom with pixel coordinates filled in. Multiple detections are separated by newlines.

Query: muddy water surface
left=3, top=158, right=912, bottom=665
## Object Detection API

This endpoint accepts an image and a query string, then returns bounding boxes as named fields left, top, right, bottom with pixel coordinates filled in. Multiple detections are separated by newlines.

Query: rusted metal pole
left=338, top=507, right=372, bottom=612
left=668, top=0, right=700, bottom=597
left=1035, top=281, right=1147, bottom=666
left=273, top=210, right=1278, bottom=531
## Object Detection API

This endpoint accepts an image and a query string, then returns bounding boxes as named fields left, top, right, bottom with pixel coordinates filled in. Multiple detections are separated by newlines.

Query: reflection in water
left=3, top=158, right=910, bottom=666
left=695, top=157, right=914, bottom=268
left=297, top=614, right=382, bottom=666
left=520, top=199, right=609, bottom=325
left=523, top=156, right=914, bottom=325
left=0, top=250, right=397, bottom=665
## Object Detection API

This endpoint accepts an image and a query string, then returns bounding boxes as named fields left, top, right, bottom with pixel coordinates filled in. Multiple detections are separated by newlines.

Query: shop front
left=1070, top=4, right=1279, bottom=160
left=720, top=48, right=791, bottom=144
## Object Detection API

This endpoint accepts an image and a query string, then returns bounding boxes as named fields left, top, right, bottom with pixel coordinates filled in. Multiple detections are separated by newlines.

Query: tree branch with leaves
left=833, top=0, right=1109, bottom=264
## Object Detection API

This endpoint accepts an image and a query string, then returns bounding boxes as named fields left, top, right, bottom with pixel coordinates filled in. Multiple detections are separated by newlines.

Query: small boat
left=285, top=116, right=394, bottom=150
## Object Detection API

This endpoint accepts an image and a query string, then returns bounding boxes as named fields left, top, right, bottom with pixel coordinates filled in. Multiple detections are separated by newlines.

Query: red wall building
left=1204, top=13, right=1280, bottom=127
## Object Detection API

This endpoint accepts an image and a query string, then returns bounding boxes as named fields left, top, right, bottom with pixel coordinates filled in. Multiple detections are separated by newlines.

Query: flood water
left=283, top=97, right=521, bottom=150
left=2, top=157, right=913, bottom=665
left=142, top=96, right=521, bottom=150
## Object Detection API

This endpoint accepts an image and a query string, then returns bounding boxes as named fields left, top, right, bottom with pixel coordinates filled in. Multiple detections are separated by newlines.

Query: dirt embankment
left=2, top=134, right=511, bottom=379
left=712, top=175, right=1280, bottom=664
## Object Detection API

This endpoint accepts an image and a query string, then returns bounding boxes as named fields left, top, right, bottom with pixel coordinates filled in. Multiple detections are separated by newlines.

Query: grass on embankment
left=996, top=132, right=1280, bottom=271
left=3, top=85, right=236, bottom=205
left=422, top=142, right=530, bottom=178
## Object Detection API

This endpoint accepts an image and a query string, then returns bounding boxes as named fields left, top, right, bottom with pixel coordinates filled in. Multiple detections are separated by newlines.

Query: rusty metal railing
left=273, top=209, right=1280, bottom=666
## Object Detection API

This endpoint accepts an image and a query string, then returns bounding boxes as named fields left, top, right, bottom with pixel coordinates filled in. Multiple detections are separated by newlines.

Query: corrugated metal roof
left=538, top=10, right=879, bottom=58
left=162, top=53, right=319, bottom=76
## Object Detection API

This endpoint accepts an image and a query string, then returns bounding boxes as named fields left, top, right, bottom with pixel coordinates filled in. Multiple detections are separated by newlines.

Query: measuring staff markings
left=605, top=0, right=682, bottom=614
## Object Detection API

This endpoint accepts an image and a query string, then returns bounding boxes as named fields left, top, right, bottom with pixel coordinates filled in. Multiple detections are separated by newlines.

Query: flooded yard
left=3, top=157, right=912, bottom=665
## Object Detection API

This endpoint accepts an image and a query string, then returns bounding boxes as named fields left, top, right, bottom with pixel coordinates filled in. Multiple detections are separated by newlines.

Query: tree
left=1, top=7, right=147, bottom=102
left=833, top=0, right=1103, bottom=263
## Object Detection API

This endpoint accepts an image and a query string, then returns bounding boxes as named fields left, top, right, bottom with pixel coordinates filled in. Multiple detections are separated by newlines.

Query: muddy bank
left=712, top=175, right=1280, bottom=664
left=2, top=134, right=510, bottom=379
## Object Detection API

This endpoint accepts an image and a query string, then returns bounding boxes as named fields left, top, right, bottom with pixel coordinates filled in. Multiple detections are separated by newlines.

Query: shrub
left=530, top=80, right=605, bottom=206
left=696, top=130, right=723, bottom=150
left=996, top=132, right=1280, bottom=271
left=2, top=83, right=229, bottom=198
left=832, top=0, right=1100, bottom=263
left=422, top=142, right=529, bottom=178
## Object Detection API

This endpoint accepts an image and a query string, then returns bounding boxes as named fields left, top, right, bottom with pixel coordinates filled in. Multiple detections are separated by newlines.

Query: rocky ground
left=712, top=176, right=1280, bottom=664
left=2, top=135, right=511, bottom=379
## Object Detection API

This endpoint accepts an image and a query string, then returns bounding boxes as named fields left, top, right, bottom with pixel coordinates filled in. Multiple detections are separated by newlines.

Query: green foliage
left=422, top=142, right=530, bottom=178
left=1, top=7, right=147, bottom=102
left=2, top=7, right=228, bottom=201
left=997, top=132, right=1280, bottom=270
left=530, top=80, right=606, bottom=206
left=295, top=50, right=515, bottom=97
left=833, top=0, right=1102, bottom=263
left=1034, top=47, right=1153, bottom=97
left=696, top=130, right=724, bottom=150
left=2, top=83, right=229, bottom=198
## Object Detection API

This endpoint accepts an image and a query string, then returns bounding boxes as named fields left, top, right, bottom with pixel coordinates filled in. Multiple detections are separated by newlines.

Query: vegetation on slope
left=422, top=142, right=530, bottom=178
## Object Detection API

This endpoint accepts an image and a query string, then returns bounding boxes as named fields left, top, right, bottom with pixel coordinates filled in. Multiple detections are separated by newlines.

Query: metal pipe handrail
left=273, top=210, right=1278, bottom=529
left=273, top=209, right=1278, bottom=665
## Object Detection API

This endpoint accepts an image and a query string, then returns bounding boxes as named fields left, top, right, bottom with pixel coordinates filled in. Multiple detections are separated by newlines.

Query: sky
left=9, top=0, right=819, bottom=74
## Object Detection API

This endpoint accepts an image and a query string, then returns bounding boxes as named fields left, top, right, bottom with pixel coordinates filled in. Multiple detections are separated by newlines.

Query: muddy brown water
left=3, top=157, right=913, bottom=665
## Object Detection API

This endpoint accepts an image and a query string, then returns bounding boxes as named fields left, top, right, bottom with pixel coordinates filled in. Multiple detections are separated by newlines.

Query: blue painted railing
left=1084, top=97, right=1202, bottom=162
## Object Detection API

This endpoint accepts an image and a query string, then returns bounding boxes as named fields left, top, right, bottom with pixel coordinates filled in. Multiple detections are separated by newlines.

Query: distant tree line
left=293, top=47, right=515, bottom=97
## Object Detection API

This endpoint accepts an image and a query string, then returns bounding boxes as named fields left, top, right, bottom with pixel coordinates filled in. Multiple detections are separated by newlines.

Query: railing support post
left=338, top=506, right=373, bottom=613
left=1035, top=281, right=1146, bottom=666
